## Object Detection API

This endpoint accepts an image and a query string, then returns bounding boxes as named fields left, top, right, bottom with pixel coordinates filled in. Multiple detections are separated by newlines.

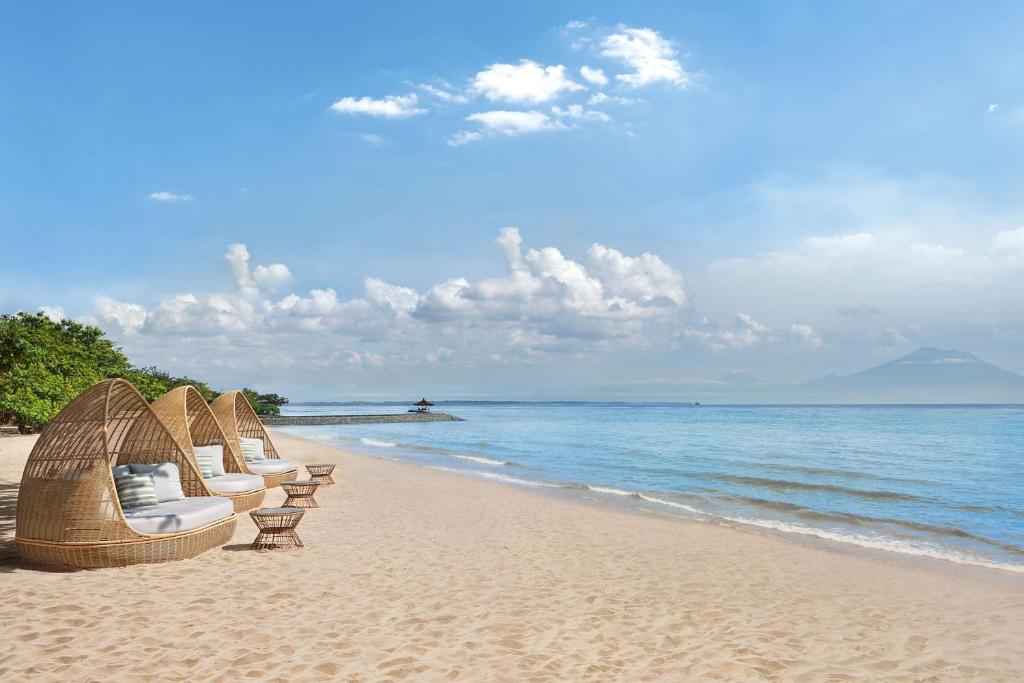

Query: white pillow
left=129, top=462, right=186, bottom=503
left=193, top=444, right=226, bottom=478
left=112, top=464, right=132, bottom=478
left=239, top=437, right=266, bottom=463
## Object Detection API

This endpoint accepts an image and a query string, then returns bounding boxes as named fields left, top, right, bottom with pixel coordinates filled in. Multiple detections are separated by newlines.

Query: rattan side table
left=249, top=507, right=305, bottom=551
left=305, top=463, right=336, bottom=486
left=281, top=479, right=321, bottom=508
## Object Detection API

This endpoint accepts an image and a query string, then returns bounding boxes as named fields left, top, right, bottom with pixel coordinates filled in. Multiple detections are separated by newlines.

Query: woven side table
left=250, top=507, right=305, bottom=551
left=305, top=463, right=336, bottom=486
left=281, top=479, right=321, bottom=508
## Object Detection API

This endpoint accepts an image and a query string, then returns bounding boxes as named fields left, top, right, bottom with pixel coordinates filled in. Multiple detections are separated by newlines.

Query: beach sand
left=1, top=430, right=1023, bottom=681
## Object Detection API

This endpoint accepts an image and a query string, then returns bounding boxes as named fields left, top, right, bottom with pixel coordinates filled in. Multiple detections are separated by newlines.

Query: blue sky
left=2, top=2, right=1024, bottom=399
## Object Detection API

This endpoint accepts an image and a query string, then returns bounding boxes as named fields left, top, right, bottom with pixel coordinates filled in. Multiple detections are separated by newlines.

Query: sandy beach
left=1, top=429, right=1022, bottom=681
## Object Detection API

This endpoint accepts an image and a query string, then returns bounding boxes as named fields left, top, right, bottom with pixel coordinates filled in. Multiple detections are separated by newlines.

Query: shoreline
left=276, top=427, right=1024, bottom=580
left=2, top=430, right=1023, bottom=679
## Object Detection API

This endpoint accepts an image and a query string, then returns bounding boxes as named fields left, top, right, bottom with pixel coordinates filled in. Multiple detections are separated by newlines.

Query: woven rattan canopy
left=15, top=379, right=236, bottom=569
left=209, top=390, right=295, bottom=488
left=151, top=386, right=266, bottom=512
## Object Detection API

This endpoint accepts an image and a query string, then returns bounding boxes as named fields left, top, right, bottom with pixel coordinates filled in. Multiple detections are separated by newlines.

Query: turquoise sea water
left=277, top=403, right=1024, bottom=573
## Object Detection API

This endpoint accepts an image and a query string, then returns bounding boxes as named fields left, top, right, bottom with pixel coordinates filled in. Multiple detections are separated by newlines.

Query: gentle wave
left=719, top=494, right=1024, bottom=556
left=579, top=485, right=1024, bottom=573
left=360, top=437, right=396, bottom=448
left=432, top=467, right=565, bottom=489
left=447, top=453, right=513, bottom=467
left=701, top=472, right=926, bottom=503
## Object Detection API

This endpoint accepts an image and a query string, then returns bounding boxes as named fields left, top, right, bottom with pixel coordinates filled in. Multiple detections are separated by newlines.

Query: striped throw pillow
left=115, top=473, right=158, bottom=510
left=194, top=448, right=216, bottom=479
left=240, top=437, right=266, bottom=463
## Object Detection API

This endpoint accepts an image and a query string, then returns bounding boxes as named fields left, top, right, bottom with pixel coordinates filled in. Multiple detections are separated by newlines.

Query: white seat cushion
left=129, top=462, right=186, bottom=503
left=246, top=459, right=296, bottom=475
left=123, top=497, right=234, bottom=535
left=239, top=437, right=266, bottom=463
left=193, top=444, right=226, bottom=477
left=205, top=473, right=264, bottom=494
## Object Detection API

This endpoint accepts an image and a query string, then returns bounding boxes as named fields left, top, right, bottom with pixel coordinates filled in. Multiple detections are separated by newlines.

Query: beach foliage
left=241, top=388, right=288, bottom=416
left=0, top=311, right=287, bottom=428
left=0, top=312, right=131, bottom=428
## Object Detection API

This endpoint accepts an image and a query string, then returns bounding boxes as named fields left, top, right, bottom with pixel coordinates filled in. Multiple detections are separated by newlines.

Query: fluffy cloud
left=579, top=65, right=608, bottom=86
left=225, top=243, right=291, bottom=297
left=38, top=305, right=65, bottom=322
left=600, top=27, right=689, bottom=88
left=330, top=94, right=426, bottom=118
left=551, top=104, right=612, bottom=123
left=472, top=60, right=583, bottom=104
left=686, top=313, right=771, bottom=352
left=789, top=323, right=824, bottom=349
left=465, top=110, right=563, bottom=136
left=95, top=296, right=147, bottom=334
left=148, top=191, right=194, bottom=202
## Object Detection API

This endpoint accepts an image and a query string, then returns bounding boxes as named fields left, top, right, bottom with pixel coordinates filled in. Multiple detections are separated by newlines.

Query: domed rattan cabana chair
left=210, top=390, right=297, bottom=488
left=15, top=379, right=237, bottom=569
left=151, top=386, right=267, bottom=512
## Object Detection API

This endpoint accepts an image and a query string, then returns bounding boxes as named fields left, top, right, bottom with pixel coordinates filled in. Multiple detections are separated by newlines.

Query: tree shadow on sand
left=0, top=481, right=21, bottom=572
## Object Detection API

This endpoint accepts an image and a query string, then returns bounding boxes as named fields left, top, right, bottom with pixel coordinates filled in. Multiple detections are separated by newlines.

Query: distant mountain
left=803, top=348, right=1024, bottom=402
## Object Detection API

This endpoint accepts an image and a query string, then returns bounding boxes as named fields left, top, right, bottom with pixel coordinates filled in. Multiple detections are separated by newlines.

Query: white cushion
left=122, top=497, right=234, bottom=535
left=246, top=459, right=296, bottom=474
left=239, top=437, right=266, bottom=462
left=112, top=465, right=132, bottom=478
left=205, top=473, right=264, bottom=494
left=129, top=462, right=186, bottom=503
left=193, top=444, right=226, bottom=478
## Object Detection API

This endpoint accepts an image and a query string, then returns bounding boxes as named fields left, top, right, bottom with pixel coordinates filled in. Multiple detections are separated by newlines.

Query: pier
left=261, top=412, right=463, bottom=426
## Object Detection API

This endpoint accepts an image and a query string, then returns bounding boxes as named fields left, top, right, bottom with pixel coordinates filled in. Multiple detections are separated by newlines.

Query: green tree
left=241, top=387, right=287, bottom=416
left=0, top=312, right=132, bottom=428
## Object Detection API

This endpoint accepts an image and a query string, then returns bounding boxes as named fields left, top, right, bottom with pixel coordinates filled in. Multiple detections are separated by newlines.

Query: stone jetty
left=261, top=412, right=463, bottom=426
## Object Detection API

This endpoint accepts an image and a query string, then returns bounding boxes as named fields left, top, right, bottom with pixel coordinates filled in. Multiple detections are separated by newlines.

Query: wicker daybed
left=151, top=386, right=267, bottom=512
left=15, top=379, right=237, bottom=569
left=210, top=390, right=297, bottom=488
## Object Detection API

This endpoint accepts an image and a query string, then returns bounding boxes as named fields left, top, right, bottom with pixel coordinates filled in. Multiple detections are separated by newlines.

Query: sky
left=2, top=2, right=1024, bottom=400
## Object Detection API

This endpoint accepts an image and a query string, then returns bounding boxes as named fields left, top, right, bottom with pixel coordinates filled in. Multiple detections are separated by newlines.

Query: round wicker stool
left=281, top=479, right=321, bottom=508
left=249, top=507, right=305, bottom=551
left=305, top=463, right=336, bottom=486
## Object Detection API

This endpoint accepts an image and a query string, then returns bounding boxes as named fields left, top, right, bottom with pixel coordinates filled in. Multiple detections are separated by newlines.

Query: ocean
left=276, top=403, right=1024, bottom=573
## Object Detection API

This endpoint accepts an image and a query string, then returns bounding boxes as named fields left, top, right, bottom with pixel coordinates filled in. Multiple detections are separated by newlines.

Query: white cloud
left=992, top=226, right=1024, bottom=252
left=94, top=296, right=147, bottom=334
left=601, top=27, right=689, bottom=89
left=988, top=103, right=999, bottom=113
left=580, top=65, right=608, bottom=87
left=472, top=60, right=583, bottom=104
left=586, top=92, right=638, bottom=106
left=147, top=293, right=255, bottom=335
left=465, top=110, right=563, bottom=136
left=417, top=82, right=469, bottom=104
left=148, top=191, right=194, bottom=202
left=686, top=313, right=771, bottom=352
left=447, top=130, right=483, bottom=147
left=252, top=263, right=293, bottom=291
left=564, top=20, right=588, bottom=30
left=551, top=104, right=612, bottom=123
left=38, top=305, right=65, bottom=322
left=586, top=243, right=686, bottom=305
left=225, top=243, right=292, bottom=297
left=358, top=133, right=386, bottom=145
left=364, top=277, right=418, bottom=314
left=329, top=94, right=426, bottom=118
left=789, top=323, right=824, bottom=349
